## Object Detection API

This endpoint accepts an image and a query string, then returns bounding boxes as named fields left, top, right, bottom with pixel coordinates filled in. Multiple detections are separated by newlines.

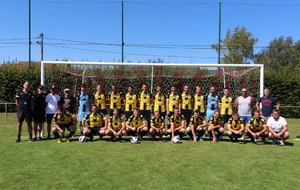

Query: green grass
left=1, top=114, right=300, bottom=190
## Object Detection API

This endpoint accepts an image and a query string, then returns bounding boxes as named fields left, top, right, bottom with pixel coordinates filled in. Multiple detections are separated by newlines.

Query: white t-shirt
left=267, top=116, right=287, bottom=133
left=45, top=94, right=60, bottom=114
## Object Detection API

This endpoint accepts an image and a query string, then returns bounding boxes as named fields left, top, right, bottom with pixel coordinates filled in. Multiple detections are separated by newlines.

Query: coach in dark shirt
left=15, top=81, right=35, bottom=143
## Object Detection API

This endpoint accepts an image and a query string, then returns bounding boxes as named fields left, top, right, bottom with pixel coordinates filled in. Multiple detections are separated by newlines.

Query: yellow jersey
left=248, top=117, right=266, bottom=132
left=108, top=115, right=125, bottom=130
left=167, top=92, right=181, bottom=112
left=194, top=94, right=206, bottom=113
left=181, top=92, right=193, bottom=110
left=124, top=92, right=138, bottom=112
left=209, top=116, right=224, bottom=126
left=53, top=111, right=74, bottom=125
left=139, top=91, right=152, bottom=111
left=83, top=112, right=106, bottom=128
left=150, top=116, right=165, bottom=128
left=107, top=91, right=123, bottom=109
left=127, top=115, right=147, bottom=128
left=219, top=95, right=234, bottom=115
left=189, top=116, right=204, bottom=128
left=227, top=117, right=244, bottom=130
left=92, top=92, right=106, bottom=109
left=153, top=93, right=166, bottom=112
left=170, top=114, right=185, bottom=128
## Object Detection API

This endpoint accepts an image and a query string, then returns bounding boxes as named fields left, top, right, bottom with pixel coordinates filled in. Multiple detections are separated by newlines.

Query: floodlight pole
left=121, top=1, right=124, bottom=63
left=28, top=0, right=31, bottom=68
left=218, top=2, right=222, bottom=64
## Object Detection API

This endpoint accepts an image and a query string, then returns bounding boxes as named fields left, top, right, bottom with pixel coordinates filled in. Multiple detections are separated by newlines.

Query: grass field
left=1, top=114, right=300, bottom=190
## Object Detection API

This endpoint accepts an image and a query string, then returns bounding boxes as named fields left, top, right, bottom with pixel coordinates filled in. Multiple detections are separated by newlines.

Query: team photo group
left=15, top=81, right=290, bottom=145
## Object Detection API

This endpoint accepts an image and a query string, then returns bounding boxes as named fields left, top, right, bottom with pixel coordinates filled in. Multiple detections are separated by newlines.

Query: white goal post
left=41, top=61, right=264, bottom=98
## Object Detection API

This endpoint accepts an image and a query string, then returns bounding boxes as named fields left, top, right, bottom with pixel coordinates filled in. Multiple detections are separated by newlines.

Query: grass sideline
left=0, top=114, right=300, bottom=190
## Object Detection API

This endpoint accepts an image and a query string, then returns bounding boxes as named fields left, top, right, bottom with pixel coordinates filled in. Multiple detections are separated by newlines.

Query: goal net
left=41, top=61, right=264, bottom=99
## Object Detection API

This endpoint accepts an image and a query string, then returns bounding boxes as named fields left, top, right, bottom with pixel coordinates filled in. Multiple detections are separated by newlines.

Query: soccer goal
left=41, top=61, right=264, bottom=98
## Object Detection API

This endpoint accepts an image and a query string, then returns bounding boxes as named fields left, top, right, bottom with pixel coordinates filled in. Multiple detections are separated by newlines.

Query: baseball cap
left=38, top=85, right=44, bottom=89
left=50, top=86, right=56, bottom=90
left=64, top=88, right=70, bottom=92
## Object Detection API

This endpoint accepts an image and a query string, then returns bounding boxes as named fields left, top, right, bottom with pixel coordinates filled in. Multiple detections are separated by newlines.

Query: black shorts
left=57, top=122, right=74, bottom=131
left=33, top=110, right=46, bottom=123
left=167, top=112, right=174, bottom=118
left=125, top=111, right=133, bottom=121
left=181, top=109, right=192, bottom=121
left=98, top=109, right=107, bottom=115
left=46, top=114, right=54, bottom=124
left=159, top=112, right=166, bottom=120
left=88, top=127, right=102, bottom=134
left=17, top=109, right=33, bottom=122
left=140, top=110, right=151, bottom=121
left=222, top=114, right=232, bottom=123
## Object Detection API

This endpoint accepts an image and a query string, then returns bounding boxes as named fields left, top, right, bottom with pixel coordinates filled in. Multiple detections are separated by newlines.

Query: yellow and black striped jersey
left=170, top=114, right=185, bottom=128
left=209, top=116, right=224, bottom=126
left=153, top=93, right=166, bottom=112
left=127, top=115, right=147, bottom=128
left=107, top=91, right=123, bottom=109
left=138, top=91, right=152, bottom=111
left=227, top=117, right=244, bottom=130
left=53, top=111, right=74, bottom=125
left=83, top=112, right=106, bottom=128
left=108, top=115, right=125, bottom=130
left=92, top=92, right=106, bottom=110
left=189, top=116, right=204, bottom=128
left=248, top=117, right=266, bottom=132
left=150, top=116, right=165, bottom=128
left=167, top=93, right=181, bottom=112
left=193, top=94, right=206, bottom=113
left=181, top=92, right=193, bottom=110
left=124, top=92, right=138, bottom=112
left=219, top=95, right=235, bottom=115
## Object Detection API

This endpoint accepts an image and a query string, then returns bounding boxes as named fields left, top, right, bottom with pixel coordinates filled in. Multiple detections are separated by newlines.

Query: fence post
left=5, top=103, right=8, bottom=121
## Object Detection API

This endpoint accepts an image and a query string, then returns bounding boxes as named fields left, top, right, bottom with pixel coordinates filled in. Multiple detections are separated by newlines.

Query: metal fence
left=1, top=1, right=300, bottom=64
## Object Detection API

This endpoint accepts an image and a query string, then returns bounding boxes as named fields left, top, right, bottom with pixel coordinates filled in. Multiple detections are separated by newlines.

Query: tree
left=255, top=36, right=300, bottom=71
left=212, top=26, right=258, bottom=64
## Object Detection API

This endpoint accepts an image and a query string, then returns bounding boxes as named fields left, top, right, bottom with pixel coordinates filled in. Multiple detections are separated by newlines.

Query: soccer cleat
left=198, top=136, right=204, bottom=141
left=159, top=136, right=164, bottom=141
left=28, top=138, right=35, bottom=143
left=280, top=142, right=285, bottom=146
left=37, top=137, right=43, bottom=141
left=217, top=135, right=223, bottom=141
left=15, top=139, right=21, bottom=143
left=66, top=138, right=71, bottom=143
left=271, top=141, right=276, bottom=145
left=90, top=135, right=94, bottom=141
left=151, top=137, right=156, bottom=141
left=33, top=137, right=37, bottom=141
left=58, top=138, right=62, bottom=143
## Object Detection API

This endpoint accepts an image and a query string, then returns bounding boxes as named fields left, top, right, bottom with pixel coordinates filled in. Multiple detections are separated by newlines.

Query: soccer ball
left=173, top=135, right=181, bottom=143
left=130, top=136, right=139, bottom=144
left=79, top=135, right=87, bottom=142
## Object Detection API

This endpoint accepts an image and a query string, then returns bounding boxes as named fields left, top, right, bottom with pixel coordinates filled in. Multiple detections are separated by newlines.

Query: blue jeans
left=239, top=116, right=252, bottom=125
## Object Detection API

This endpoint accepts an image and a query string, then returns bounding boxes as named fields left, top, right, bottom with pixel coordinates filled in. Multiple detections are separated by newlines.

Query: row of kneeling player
left=52, top=105, right=289, bottom=145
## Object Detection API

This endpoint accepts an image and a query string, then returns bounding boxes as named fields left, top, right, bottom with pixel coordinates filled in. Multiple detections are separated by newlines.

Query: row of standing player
left=15, top=81, right=280, bottom=143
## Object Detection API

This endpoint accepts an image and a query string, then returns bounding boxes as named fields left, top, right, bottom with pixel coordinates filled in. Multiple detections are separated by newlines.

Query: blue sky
left=1, top=0, right=300, bottom=64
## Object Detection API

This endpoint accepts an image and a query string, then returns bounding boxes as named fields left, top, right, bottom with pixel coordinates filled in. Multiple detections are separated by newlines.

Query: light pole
left=36, top=33, right=44, bottom=61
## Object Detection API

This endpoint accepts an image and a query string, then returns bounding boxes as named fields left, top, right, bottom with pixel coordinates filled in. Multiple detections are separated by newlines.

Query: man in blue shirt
left=256, top=89, right=280, bottom=122
left=77, top=84, right=92, bottom=135
left=205, top=86, right=220, bottom=121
